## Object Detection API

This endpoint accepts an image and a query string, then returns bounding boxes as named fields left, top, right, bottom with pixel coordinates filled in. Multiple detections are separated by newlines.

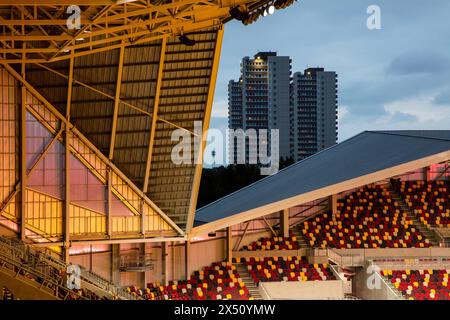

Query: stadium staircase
left=388, top=187, right=440, bottom=246
left=0, top=236, right=135, bottom=300
left=381, top=276, right=405, bottom=299
left=291, top=228, right=309, bottom=248
left=374, top=268, right=406, bottom=300
left=234, top=263, right=262, bottom=300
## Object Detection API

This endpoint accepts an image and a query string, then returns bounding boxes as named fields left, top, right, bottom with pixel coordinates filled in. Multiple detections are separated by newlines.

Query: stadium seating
left=128, top=261, right=252, bottom=300
left=2, top=286, right=14, bottom=300
left=392, top=180, right=450, bottom=227
left=235, top=256, right=335, bottom=284
left=242, top=235, right=300, bottom=251
left=382, top=269, right=450, bottom=300
left=301, top=185, right=431, bottom=248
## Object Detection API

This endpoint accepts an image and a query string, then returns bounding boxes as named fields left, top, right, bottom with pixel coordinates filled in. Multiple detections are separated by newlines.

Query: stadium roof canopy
left=0, top=0, right=287, bottom=236
left=192, top=131, right=450, bottom=237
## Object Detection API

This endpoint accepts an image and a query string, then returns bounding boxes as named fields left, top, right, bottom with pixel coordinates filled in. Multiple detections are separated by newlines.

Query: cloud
left=383, top=93, right=450, bottom=123
left=387, top=111, right=418, bottom=123
left=386, top=51, right=450, bottom=76
left=211, top=0, right=450, bottom=144
left=433, top=90, right=450, bottom=105
left=338, top=92, right=450, bottom=141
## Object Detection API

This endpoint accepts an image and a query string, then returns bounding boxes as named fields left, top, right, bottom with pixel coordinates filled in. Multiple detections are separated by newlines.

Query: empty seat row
left=382, top=269, right=450, bottom=300
left=127, top=261, right=252, bottom=300
left=392, top=180, right=450, bottom=227
left=235, top=256, right=335, bottom=284
left=301, top=185, right=431, bottom=249
left=242, top=235, right=300, bottom=251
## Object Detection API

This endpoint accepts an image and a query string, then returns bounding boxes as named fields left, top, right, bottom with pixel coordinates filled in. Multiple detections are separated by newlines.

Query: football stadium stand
left=392, top=180, right=450, bottom=227
left=382, top=269, right=450, bottom=300
left=128, top=261, right=252, bottom=300
left=235, top=256, right=335, bottom=284
left=241, top=235, right=300, bottom=251
left=1, top=0, right=450, bottom=301
left=301, top=185, right=431, bottom=249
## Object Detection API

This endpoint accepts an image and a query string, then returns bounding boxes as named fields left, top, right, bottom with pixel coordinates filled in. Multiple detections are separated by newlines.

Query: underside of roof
left=18, top=28, right=221, bottom=230
left=193, top=131, right=450, bottom=235
left=0, top=0, right=295, bottom=236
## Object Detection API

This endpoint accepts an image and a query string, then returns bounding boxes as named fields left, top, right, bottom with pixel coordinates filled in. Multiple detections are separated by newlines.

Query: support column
left=19, top=59, right=26, bottom=241
left=280, top=209, right=289, bottom=238
left=226, top=227, right=233, bottom=263
left=106, top=169, right=112, bottom=238
left=138, top=243, right=146, bottom=289
left=330, top=194, right=338, bottom=222
left=111, top=244, right=121, bottom=285
left=63, top=125, right=71, bottom=262
left=184, top=241, right=190, bottom=281
left=63, top=52, right=74, bottom=263
left=161, top=242, right=168, bottom=286
left=423, top=167, right=430, bottom=181
left=89, top=245, right=93, bottom=273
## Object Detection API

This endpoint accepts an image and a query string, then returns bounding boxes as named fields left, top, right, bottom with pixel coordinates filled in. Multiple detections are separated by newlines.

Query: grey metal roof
left=195, top=130, right=450, bottom=225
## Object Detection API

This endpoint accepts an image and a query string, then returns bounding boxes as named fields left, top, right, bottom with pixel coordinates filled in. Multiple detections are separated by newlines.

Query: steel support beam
left=233, top=221, right=250, bottom=251
left=262, top=216, right=277, bottom=237
left=138, top=243, right=146, bottom=289
left=226, top=226, right=232, bottom=263
left=0, top=128, right=63, bottom=218
left=19, top=51, right=26, bottom=241
left=2, top=63, right=184, bottom=237
left=63, top=53, right=74, bottom=262
left=31, top=236, right=187, bottom=247
left=184, top=240, right=190, bottom=281
left=27, top=129, right=63, bottom=175
left=111, top=244, right=121, bottom=285
left=329, top=194, right=338, bottom=223
left=423, top=167, right=430, bottom=181
left=186, top=27, right=224, bottom=234
left=106, top=169, right=112, bottom=238
left=161, top=241, right=168, bottom=286
left=109, top=44, right=125, bottom=160
left=280, top=209, right=289, bottom=238
left=143, top=37, right=166, bottom=193
left=33, top=62, right=153, bottom=117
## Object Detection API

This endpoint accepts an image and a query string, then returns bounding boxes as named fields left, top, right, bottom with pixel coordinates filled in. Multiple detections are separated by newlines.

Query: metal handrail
left=328, top=263, right=346, bottom=282
left=326, top=249, right=365, bottom=267
left=0, top=236, right=134, bottom=300
left=375, top=269, right=404, bottom=300
left=372, top=256, right=450, bottom=270
left=0, top=249, right=89, bottom=300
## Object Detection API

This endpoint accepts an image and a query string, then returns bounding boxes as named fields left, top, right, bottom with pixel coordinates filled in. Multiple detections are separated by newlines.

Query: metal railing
left=120, top=252, right=155, bottom=271
left=375, top=269, right=404, bottom=300
left=366, top=260, right=406, bottom=300
left=371, top=256, right=450, bottom=270
left=433, top=228, right=450, bottom=247
left=0, top=236, right=135, bottom=300
left=0, top=239, right=89, bottom=300
left=325, top=249, right=365, bottom=267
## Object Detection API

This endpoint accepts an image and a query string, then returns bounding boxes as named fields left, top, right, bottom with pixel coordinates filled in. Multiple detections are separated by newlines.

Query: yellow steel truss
left=0, top=0, right=265, bottom=64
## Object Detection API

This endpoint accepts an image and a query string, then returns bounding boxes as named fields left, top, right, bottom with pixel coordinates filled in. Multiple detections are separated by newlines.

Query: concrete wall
left=259, top=280, right=344, bottom=300
left=70, top=251, right=111, bottom=280
left=354, top=263, right=402, bottom=300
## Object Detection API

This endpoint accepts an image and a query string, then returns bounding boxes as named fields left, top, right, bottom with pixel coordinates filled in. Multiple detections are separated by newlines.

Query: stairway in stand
left=383, top=275, right=406, bottom=299
left=291, top=227, right=310, bottom=248
left=235, top=264, right=263, bottom=300
left=388, top=187, right=440, bottom=247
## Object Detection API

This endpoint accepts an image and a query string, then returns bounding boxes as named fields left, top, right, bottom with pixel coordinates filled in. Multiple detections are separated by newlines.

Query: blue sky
left=205, top=0, right=450, bottom=165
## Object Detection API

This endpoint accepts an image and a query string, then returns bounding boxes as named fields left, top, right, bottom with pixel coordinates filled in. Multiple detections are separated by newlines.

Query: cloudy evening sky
left=205, top=0, right=450, bottom=165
